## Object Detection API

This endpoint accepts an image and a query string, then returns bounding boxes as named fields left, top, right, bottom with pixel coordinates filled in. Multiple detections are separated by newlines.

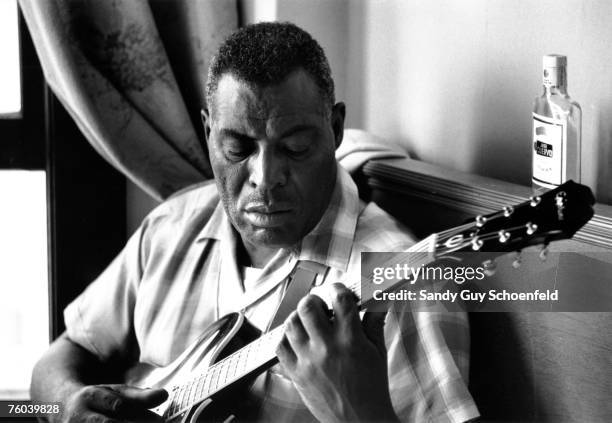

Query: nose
left=248, top=146, right=288, bottom=191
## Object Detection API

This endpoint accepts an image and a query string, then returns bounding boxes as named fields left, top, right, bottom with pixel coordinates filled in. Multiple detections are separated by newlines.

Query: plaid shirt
left=65, top=164, right=479, bottom=422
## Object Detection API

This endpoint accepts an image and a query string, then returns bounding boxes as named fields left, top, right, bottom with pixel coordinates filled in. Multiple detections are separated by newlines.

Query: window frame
left=0, top=8, right=45, bottom=169
left=1, top=6, right=127, bottom=343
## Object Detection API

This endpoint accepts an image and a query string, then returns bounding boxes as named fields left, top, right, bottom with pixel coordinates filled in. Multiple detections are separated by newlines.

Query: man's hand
left=59, top=384, right=167, bottom=423
left=276, top=283, right=400, bottom=423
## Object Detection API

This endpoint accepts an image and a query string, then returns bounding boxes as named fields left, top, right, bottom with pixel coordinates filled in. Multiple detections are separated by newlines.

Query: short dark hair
left=205, top=21, right=335, bottom=113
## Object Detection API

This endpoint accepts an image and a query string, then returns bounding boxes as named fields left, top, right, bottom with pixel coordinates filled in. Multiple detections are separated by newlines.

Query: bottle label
left=532, top=112, right=566, bottom=187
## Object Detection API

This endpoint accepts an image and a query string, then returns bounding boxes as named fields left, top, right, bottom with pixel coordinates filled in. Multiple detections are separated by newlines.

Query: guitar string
left=354, top=222, right=547, bottom=293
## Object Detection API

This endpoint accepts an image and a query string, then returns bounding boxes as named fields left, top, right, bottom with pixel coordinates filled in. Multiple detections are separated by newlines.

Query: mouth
left=245, top=204, right=291, bottom=214
left=244, top=204, right=293, bottom=228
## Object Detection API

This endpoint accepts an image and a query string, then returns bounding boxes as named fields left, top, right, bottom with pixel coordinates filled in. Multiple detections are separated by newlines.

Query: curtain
left=19, top=0, right=238, bottom=200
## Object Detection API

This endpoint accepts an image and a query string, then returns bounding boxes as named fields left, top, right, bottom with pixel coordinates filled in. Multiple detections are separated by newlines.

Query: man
left=31, top=22, right=478, bottom=422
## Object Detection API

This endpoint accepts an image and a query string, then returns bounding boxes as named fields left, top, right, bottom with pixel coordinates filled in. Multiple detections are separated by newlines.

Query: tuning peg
left=529, top=195, right=542, bottom=207
left=539, top=245, right=549, bottom=261
left=471, top=237, right=483, bottom=250
left=503, top=206, right=514, bottom=217
left=525, top=222, right=538, bottom=235
left=475, top=215, right=487, bottom=227
left=482, top=259, right=497, bottom=276
left=512, top=252, right=522, bottom=269
left=498, top=230, right=511, bottom=243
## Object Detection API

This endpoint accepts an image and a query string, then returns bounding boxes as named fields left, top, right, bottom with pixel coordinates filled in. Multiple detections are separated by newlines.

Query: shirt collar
left=197, top=197, right=235, bottom=243
left=196, top=163, right=360, bottom=272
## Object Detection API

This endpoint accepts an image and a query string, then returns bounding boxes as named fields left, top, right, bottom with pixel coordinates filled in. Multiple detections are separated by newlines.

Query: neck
left=239, top=238, right=281, bottom=269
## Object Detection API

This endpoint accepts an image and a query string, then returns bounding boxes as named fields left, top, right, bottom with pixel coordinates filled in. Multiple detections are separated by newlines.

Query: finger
left=296, top=294, right=331, bottom=343
left=100, top=385, right=167, bottom=421
left=329, top=283, right=361, bottom=333
left=81, top=385, right=126, bottom=415
left=284, top=310, right=309, bottom=352
left=108, top=385, right=168, bottom=407
left=362, top=311, right=388, bottom=357
left=276, top=334, right=298, bottom=372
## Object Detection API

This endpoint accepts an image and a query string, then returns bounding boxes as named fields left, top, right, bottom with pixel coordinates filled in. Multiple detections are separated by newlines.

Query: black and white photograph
left=1, top=1, right=612, bottom=422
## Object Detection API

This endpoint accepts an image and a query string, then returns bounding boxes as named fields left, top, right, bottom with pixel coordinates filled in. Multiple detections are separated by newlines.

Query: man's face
left=203, top=70, right=345, bottom=252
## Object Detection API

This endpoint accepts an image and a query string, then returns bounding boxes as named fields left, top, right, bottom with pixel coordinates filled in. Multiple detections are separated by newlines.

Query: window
left=0, top=1, right=127, bottom=400
left=0, top=1, right=48, bottom=399
left=0, top=0, right=21, bottom=116
left=0, top=171, right=48, bottom=399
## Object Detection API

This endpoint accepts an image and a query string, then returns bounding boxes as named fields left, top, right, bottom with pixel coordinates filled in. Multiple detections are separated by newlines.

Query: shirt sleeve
left=385, top=307, right=480, bottom=423
left=63, top=223, right=147, bottom=364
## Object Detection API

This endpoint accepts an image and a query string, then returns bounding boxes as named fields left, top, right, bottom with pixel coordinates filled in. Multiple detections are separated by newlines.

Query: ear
left=331, top=102, right=346, bottom=150
left=201, top=108, right=211, bottom=144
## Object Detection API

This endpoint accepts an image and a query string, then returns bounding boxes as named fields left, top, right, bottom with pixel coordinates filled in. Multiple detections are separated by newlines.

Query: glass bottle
left=532, top=54, right=581, bottom=191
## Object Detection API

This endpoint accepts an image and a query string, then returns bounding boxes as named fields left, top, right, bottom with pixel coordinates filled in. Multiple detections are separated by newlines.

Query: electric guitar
left=128, top=180, right=594, bottom=422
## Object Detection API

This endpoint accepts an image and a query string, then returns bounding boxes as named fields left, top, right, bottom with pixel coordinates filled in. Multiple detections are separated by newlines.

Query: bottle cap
left=543, top=54, right=567, bottom=68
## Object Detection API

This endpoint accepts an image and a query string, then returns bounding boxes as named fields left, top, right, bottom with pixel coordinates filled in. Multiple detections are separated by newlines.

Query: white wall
left=353, top=0, right=612, bottom=202
left=128, top=0, right=612, bottom=234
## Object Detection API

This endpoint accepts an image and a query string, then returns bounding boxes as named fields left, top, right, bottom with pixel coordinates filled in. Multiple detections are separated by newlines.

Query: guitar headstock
left=435, top=180, right=595, bottom=257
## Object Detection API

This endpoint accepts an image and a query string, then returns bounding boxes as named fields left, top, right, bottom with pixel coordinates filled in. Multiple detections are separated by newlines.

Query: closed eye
left=281, top=127, right=316, bottom=157
left=219, top=129, right=255, bottom=160
left=285, top=142, right=310, bottom=155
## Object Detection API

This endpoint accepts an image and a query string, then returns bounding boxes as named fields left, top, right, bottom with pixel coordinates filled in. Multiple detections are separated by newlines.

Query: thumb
left=362, top=311, right=387, bottom=356
left=107, top=385, right=168, bottom=407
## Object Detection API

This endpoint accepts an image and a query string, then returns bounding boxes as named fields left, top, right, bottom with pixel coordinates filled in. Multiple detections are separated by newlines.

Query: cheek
left=212, top=160, right=248, bottom=204
left=292, top=156, right=337, bottom=207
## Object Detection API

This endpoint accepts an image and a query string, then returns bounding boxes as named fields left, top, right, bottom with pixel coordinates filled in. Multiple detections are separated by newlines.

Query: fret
left=184, top=381, right=191, bottom=410
left=235, top=348, right=245, bottom=375
left=203, top=369, right=212, bottom=397
left=232, top=351, right=241, bottom=379
left=166, top=388, right=179, bottom=417
left=181, top=382, right=192, bottom=412
left=218, top=359, right=229, bottom=384
left=210, top=363, right=220, bottom=391
left=171, top=386, right=181, bottom=414
left=186, top=379, right=196, bottom=409
left=218, top=358, right=229, bottom=386
left=225, top=356, right=234, bottom=382
left=240, top=348, right=249, bottom=373
left=175, top=385, right=186, bottom=414
left=225, top=353, right=237, bottom=383
left=196, top=374, right=205, bottom=399
left=242, top=342, right=252, bottom=373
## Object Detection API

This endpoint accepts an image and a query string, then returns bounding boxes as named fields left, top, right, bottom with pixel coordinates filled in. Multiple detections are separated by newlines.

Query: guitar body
left=127, top=312, right=266, bottom=423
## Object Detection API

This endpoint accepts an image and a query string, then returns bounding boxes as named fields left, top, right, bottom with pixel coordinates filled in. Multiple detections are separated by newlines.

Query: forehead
left=211, top=71, right=328, bottom=130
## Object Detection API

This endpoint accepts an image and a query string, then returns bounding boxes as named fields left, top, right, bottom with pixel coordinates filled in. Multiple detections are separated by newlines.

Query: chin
left=247, top=227, right=300, bottom=249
